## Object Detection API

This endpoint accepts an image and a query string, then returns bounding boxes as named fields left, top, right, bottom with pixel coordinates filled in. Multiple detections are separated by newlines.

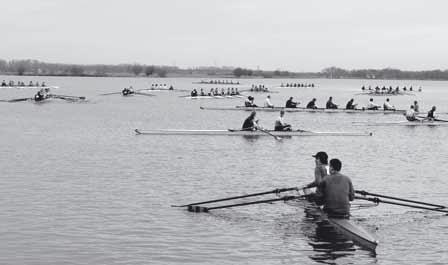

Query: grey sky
left=1, top=0, right=447, bottom=71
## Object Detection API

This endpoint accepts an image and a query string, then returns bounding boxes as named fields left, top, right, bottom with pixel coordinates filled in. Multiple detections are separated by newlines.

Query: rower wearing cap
left=405, top=105, right=419, bottom=121
left=367, top=98, right=380, bottom=110
left=306, top=98, right=318, bottom=109
left=426, top=106, right=437, bottom=121
left=383, top=98, right=395, bottom=110
left=264, top=95, right=274, bottom=108
left=314, top=158, right=354, bottom=218
left=274, top=110, right=292, bottom=131
left=242, top=111, right=259, bottom=131
left=245, top=96, right=257, bottom=107
left=304, top=152, right=328, bottom=189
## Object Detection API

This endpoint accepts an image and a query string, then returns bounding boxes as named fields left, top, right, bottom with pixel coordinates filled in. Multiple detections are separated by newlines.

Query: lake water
left=0, top=75, right=447, bottom=264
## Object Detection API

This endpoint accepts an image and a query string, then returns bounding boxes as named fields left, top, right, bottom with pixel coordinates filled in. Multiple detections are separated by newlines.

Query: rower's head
left=432, top=106, right=436, bottom=111
left=329, top=159, right=342, bottom=173
left=267, top=95, right=271, bottom=98
left=414, top=100, right=418, bottom=104
left=280, top=110, right=285, bottom=117
left=386, top=98, right=390, bottom=102
left=369, top=98, right=373, bottom=102
left=329, top=96, right=333, bottom=100
left=250, top=111, right=256, bottom=118
left=410, top=105, right=414, bottom=109
left=312, top=151, right=328, bottom=165
left=312, top=98, right=316, bottom=102
left=289, top=97, right=293, bottom=100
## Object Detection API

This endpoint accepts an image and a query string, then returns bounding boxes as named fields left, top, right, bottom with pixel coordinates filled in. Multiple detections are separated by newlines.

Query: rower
left=191, top=89, right=198, bottom=97
left=200, top=88, right=205, bottom=96
left=34, top=88, right=48, bottom=101
left=1, top=80, right=6, bottom=86
left=245, top=96, right=257, bottom=107
left=367, top=98, right=380, bottom=110
left=285, top=97, right=298, bottom=108
left=42, top=82, right=46, bottom=87
left=227, top=88, right=231, bottom=95
left=242, top=111, right=259, bottom=131
left=169, top=85, right=174, bottom=90
left=208, top=88, right=214, bottom=96
left=29, top=81, right=34, bottom=87
left=361, top=86, right=365, bottom=91
left=405, top=105, right=419, bottom=121
left=305, top=152, right=329, bottom=189
left=306, top=98, right=318, bottom=109
left=122, top=87, right=132, bottom=96
left=345, top=98, right=357, bottom=110
left=383, top=98, right=395, bottom=110
left=426, top=106, right=437, bottom=121
left=264, top=95, right=274, bottom=108
left=413, top=100, right=420, bottom=113
left=274, top=110, right=292, bottom=131
left=314, top=158, right=354, bottom=218
left=235, top=88, right=240, bottom=95
left=326, top=97, right=338, bottom=109
left=221, top=88, right=225, bottom=95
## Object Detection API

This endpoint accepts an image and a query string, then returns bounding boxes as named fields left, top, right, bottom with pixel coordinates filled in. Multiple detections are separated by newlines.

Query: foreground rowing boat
left=134, top=129, right=372, bottom=136
left=0, top=85, right=59, bottom=89
left=353, top=120, right=448, bottom=126
left=200, top=106, right=407, bottom=114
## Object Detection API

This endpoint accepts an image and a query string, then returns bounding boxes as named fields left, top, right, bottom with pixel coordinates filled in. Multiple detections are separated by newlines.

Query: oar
left=435, top=118, right=448, bottom=122
left=100, top=92, right=121, bottom=96
left=355, top=196, right=448, bottom=214
left=188, top=195, right=305, bottom=212
left=134, top=92, right=155, bottom=97
left=49, top=94, right=86, bottom=100
left=7, top=97, right=32, bottom=102
left=258, top=128, right=282, bottom=141
left=171, top=187, right=299, bottom=207
left=355, top=190, right=445, bottom=208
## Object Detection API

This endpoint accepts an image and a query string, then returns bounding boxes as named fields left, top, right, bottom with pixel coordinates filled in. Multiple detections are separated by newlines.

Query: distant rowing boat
left=134, top=129, right=372, bottom=137
left=182, top=95, right=245, bottom=99
left=353, top=120, right=448, bottom=126
left=200, top=106, right=408, bottom=114
left=356, top=91, right=415, bottom=96
left=0, top=86, right=59, bottom=89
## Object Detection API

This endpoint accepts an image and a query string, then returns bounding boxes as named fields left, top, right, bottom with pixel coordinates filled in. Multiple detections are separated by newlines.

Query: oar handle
left=355, top=190, right=446, bottom=208
left=172, top=187, right=298, bottom=207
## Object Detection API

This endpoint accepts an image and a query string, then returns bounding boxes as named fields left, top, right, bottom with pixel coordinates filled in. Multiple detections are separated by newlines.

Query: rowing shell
left=353, top=120, right=448, bottom=126
left=134, top=129, right=372, bottom=136
left=314, top=205, right=378, bottom=251
left=200, top=106, right=407, bottom=114
left=184, top=95, right=245, bottom=99
left=0, top=86, right=59, bottom=89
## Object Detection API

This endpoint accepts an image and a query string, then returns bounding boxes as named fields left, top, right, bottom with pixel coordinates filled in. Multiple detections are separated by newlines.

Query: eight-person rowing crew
left=280, top=83, right=315, bottom=88
left=191, top=87, right=240, bottom=97
left=149, top=84, right=173, bottom=90
left=242, top=110, right=299, bottom=131
left=197, top=80, right=240, bottom=85
left=244, top=95, right=414, bottom=111
left=2, top=80, right=47, bottom=87
left=361, top=85, right=422, bottom=93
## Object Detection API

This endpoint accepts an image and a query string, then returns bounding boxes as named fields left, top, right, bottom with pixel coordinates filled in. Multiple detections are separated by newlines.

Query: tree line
left=1, top=59, right=448, bottom=80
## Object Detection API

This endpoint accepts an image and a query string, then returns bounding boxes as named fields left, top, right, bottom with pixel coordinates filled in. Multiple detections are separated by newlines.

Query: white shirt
left=275, top=116, right=285, bottom=127
left=264, top=97, right=274, bottom=107
left=383, top=101, right=394, bottom=110
left=405, top=109, right=416, bottom=120
left=367, top=101, right=380, bottom=108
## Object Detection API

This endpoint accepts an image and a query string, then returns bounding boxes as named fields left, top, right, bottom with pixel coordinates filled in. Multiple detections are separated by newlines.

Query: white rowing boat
left=0, top=86, right=59, bottom=89
left=134, top=129, right=372, bottom=136
left=353, top=120, right=448, bottom=126
left=183, top=95, right=245, bottom=99
left=200, top=106, right=407, bottom=114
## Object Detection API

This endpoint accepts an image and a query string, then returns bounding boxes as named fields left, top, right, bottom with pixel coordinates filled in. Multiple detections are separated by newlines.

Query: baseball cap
left=312, top=151, right=328, bottom=164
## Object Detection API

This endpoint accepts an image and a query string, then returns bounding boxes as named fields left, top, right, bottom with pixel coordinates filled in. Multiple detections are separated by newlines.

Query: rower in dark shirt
left=427, top=106, right=437, bottom=121
left=306, top=98, right=317, bottom=109
left=345, top=98, right=356, bottom=109
left=326, top=97, right=338, bottom=109
left=242, top=111, right=258, bottom=131
left=285, top=97, right=298, bottom=108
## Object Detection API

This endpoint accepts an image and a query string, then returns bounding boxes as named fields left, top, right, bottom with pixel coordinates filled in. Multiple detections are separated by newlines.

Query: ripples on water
left=0, top=76, right=447, bottom=264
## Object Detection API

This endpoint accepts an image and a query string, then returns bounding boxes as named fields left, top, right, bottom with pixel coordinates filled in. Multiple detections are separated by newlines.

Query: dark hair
left=330, top=159, right=342, bottom=171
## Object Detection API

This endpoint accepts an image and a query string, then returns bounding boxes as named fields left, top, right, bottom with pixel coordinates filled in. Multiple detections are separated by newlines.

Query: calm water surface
left=0, top=76, right=447, bottom=264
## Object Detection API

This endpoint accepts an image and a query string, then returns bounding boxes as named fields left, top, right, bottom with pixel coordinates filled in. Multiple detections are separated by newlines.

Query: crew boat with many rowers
left=200, top=106, right=408, bottom=114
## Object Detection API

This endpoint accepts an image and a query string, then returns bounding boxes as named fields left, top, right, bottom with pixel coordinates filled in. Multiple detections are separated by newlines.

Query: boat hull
left=200, top=106, right=407, bottom=114
left=354, top=121, right=448, bottom=126
left=134, top=129, right=372, bottom=137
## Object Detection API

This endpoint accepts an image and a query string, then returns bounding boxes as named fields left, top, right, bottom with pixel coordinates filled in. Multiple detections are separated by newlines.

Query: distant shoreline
left=1, top=59, right=448, bottom=81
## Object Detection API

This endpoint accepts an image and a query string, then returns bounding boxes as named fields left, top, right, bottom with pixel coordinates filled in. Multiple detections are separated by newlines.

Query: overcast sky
left=1, top=0, right=448, bottom=71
